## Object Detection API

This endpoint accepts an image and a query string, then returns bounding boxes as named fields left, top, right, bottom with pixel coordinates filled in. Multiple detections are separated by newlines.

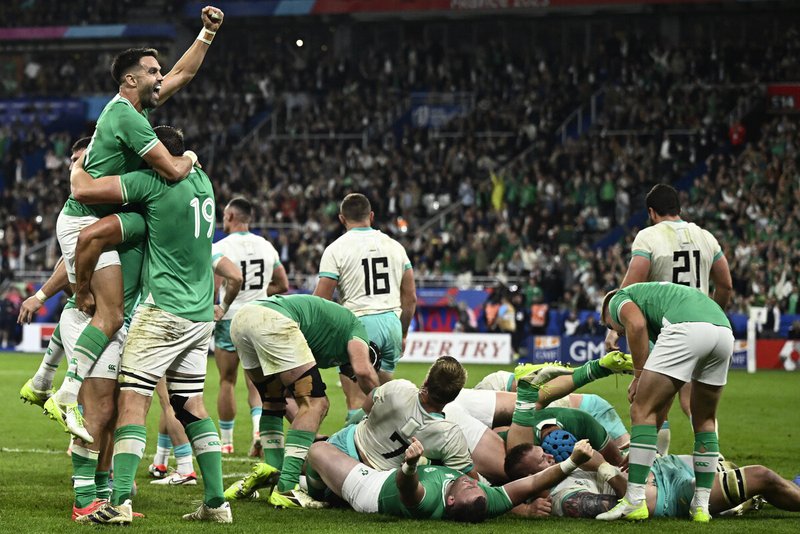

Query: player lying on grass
left=445, top=352, right=631, bottom=484
left=505, top=448, right=800, bottom=519
left=227, top=356, right=477, bottom=504
left=307, top=436, right=594, bottom=522
left=474, top=369, right=630, bottom=449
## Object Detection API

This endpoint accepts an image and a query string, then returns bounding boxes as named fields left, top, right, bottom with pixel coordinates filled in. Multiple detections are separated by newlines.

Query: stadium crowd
left=1, top=15, right=799, bottom=345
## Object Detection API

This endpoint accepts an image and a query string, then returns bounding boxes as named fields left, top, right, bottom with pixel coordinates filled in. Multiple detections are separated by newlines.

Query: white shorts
left=646, top=322, right=734, bottom=386
left=451, top=389, right=496, bottom=428
left=341, top=463, right=394, bottom=513
left=119, top=306, right=213, bottom=396
left=229, top=304, right=315, bottom=375
left=59, top=308, right=125, bottom=380
left=443, top=403, right=488, bottom=451
left=56, top=212, right=120, bottom=284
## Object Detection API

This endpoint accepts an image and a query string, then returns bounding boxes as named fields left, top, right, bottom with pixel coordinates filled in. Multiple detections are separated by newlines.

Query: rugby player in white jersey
left=211, top=197, right=288, bottom=455
left=605, top=184, right=733, bottom=455
left=314, top=193, right=416, bottom=422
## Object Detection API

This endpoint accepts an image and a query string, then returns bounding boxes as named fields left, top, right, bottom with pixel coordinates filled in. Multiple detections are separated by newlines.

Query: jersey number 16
left=361, top=256, right=390, bottom=296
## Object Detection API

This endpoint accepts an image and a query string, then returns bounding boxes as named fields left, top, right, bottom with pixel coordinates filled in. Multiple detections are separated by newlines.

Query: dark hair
left=504, top=443, right=535, bottom=481
left=446, top=493, right=488, bottom=524
left=111, top=47, right=159, bottom=85
left=646, top=183, right=680, bottom=217
left=153, top=125, right=184, bottom=156
left=227, top=197, right=252, bottom=219
left=71, top=137, right=91, bottom=153
left=600, top=289, right=619, bottom=326
left=424, top=356, right=467, bottom=406
left=340, top=193, right=371, bottom=222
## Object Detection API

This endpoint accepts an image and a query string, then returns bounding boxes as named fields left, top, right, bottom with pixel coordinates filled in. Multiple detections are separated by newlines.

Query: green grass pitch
left=1, top=352, right=798, bottom=533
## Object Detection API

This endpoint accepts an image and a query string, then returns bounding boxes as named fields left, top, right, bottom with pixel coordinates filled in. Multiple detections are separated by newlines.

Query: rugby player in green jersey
left=308, top=435, right=593, bottom=522
left=47, top=6, right=224, bottom=443
left=597, top=282, right=734, bottom=522
left=70, top=126, right=230, bottom=524
left=225, top=294, right=381, bottom=506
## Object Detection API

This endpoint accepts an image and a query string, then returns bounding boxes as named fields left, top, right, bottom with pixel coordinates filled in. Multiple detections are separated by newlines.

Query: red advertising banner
left=767, top=83, right=800, bottom=112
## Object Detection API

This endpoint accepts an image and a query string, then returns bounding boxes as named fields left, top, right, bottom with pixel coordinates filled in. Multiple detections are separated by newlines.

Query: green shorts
left=652, top=455, right=695, bottom=518
left=358, top=312, right=403, bottom=373
left=214, top=319, right=236, bottom=352
left=579, top=394, right=629, bottom=440
left=328, top=424, right=359, bottom=460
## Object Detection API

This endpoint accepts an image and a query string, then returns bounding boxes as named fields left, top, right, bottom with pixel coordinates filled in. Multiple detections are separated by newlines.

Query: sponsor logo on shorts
left=108, top=364, right=117, bottom=372
left=360, top=468, right=369, bottom=477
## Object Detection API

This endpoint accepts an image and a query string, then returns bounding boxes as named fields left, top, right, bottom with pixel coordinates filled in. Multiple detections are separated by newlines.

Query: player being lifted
left=44, top=6, right=224, bottom=442
left=314, top=193, right=417, bottom=422
left=606, top=183, right=732, bottom=455
left=212, top=197, right=288, bottom=456
left=70, top=126, right=230, bottom=524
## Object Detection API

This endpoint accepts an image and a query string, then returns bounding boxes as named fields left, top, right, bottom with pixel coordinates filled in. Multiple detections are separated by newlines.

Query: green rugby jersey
left=62, top=95, right=158, bottom=218
left=529, top=407, right=610, bottom=451
left=119, top=167, right=214, bottom=322
left=116, top=211, right=146, bottom=321
left=609, top=282, right=731, bottom=342
left=377, top=465, right=512, bottom=520
left=254, top=294, right=368, bottom=368
left=60, top=211, right=145, bottom=322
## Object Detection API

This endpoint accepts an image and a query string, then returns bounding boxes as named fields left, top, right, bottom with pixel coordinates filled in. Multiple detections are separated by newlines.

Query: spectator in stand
left=756, top=296, right=782, bottom=339
left=562, top=309, right=580, bottom=336
left=575, top=313, right=605, bottom=337
left=779, top=320, right=800, bottom=371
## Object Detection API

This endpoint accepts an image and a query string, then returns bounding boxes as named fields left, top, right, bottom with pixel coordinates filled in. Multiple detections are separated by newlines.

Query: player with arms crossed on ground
left=213, top=197, right=288, bottom=456
left=45, top=7, right=225, bottom=442
left=597, top=282, right=734, bottom=523
left=606, top=183, right=733, bottom=455
left=314, top=193, right=416, bottom=422
left=308, top=436, right=594, bottom=522
left=70, top=126, right=230, bottom=524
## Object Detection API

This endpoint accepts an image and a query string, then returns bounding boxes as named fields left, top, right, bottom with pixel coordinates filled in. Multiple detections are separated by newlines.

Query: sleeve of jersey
left=211, top=242, right=224, bottom=270
left=351, top=317, right=369, bottom=345
left=704, top=229, right=724, bottom=262
left=575, top=411, right=610, bottom=451
left=118, top=170, right=154, bottom=204
left=609, top=292, right=633, bottom=326
left=116, top=106, right=159, bottom=158
left=115, top=212, right=146, bottom=244
left=483, top=485, right=514, bottom=518
left=629, top=231, right=652, bottom=260
left=318, top=246, right=339, bottom=280
left=267, top=242, right=282, bottom=267
left=443, top=427, right=474, bottom=473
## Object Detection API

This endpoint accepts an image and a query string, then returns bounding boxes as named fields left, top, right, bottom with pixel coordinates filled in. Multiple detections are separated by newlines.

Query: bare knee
left=94, top=307, right=124, bottom=336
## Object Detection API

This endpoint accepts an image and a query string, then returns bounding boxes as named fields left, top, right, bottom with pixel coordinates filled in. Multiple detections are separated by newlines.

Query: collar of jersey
left=348, top=227, right=373, bottom=232
left=416, top=395, right=444, bottom=419
left=233, top=231, right=249, bottom=235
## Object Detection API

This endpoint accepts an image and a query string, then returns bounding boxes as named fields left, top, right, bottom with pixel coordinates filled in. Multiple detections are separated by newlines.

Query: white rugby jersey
left=474, top=370, right=515, bottom=392
left=211, top=231, right=281, bottom=320
left=354, top=379, right=473, bottom=472
left=318, top=227, right=412, bottom=317
left=630, top=220, right=723, bottom=296
left=551, top=469, right=615, bottom=516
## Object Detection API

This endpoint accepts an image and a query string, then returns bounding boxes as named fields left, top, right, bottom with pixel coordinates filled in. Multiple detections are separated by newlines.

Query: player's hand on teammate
left=627, top=376, right=639, bottom=403
left=76, top=288, right=96, bottom=316
left=604, top=329, right=620, bottom=352
left=527, top=497, right=552, bottom=517
left=17, top=295, right=43, bottom=324
left=569, top=439, right=593, bottom=465
left=201, top=6, right=224, bottom=32
left=404, top=437, right=424, bottom=466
